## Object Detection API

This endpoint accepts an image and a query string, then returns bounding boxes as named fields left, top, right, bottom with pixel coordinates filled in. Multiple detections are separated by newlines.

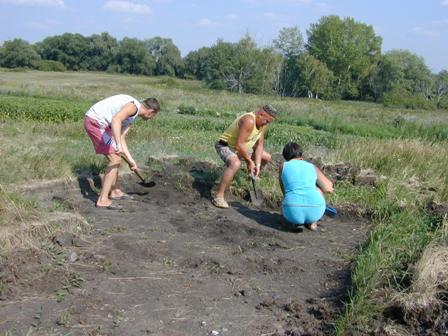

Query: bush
left=437, top=97, right=448, bottom=110
left=155, top=77, right=177, bottom=88
left=32, top=60, right=66, bottom=72
left=106, top=64, right=120, bottom=73
left=383, top=89, right=436, bottom=110
left=177, top=104, right=197, bottom=115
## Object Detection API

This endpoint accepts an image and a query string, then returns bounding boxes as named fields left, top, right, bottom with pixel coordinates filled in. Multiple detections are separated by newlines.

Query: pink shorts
left=84, top=116, right=116, bottom=154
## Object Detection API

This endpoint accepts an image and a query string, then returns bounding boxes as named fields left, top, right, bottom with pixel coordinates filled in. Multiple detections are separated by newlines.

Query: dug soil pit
left=0, top=161, right=367, bottom=336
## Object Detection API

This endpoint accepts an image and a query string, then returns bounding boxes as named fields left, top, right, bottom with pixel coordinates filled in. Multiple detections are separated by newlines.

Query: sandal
left=95, top=203, right=123, bottom=210
left=110, top=193, right=134, bottom=200
left=211, top=197, right=229, bottom=209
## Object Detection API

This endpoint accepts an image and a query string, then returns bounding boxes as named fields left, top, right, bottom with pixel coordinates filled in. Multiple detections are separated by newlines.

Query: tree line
left=1, top=15, right=447, bottom=109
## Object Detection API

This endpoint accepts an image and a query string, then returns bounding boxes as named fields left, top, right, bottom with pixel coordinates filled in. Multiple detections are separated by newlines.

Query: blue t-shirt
left=281, top=160, right=325, bottom=206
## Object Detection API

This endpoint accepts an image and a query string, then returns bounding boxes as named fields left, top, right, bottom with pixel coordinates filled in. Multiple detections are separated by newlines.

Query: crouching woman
left=279, top=142, right=334, bottom=231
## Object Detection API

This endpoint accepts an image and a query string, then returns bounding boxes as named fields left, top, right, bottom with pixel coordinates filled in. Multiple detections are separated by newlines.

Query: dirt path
left=0, top=165, right=367, bottom=336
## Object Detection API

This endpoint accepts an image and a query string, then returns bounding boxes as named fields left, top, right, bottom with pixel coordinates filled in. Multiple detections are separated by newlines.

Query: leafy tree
left=373, top=50, right=435, bottom=109
left=244, top=46, right=282, bottom=95
left=286, top=53, right=336, bottom=99
left=184, top=36, right=279, bottom=94
left=200, top=39, right=235, bottom=90
left=199, top=36, right=279, bottom=94
left=220, top=36, right=258, bottom=93
left=0, top=38, right=41, bottom=68
left=307, top=15, right=382, bottom=99
left=87, top=32, right=119, bottom=71
left=371, top=50, right=433, bottom=100
left=272, top=26, right=304, bottom=96
left=144, top=37, right=183, bottom=77
left=273, top=26, right=304, bottom=58
left=183, top=47, right=211, bottom=80
left=35, top=33, right=91, bottom=70
left=111, top=37, right=155, bottom=75
left=434, top=70, right=448, bottom=108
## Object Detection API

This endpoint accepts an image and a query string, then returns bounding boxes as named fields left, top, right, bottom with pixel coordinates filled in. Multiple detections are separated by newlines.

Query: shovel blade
left=139, top=181, right=156, bottom=188
left=249, top=188, right=264, bottom=207
left=325, top=205, right=337, bottom=218
left=133, top=169, right=156, bottom=188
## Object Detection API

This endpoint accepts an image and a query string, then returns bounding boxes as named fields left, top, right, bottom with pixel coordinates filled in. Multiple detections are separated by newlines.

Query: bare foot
left=96, top=198, right=112, bottom=208
left=305, top=222, right=318, bottom=231
left=110, top=189, right=125, bottom=198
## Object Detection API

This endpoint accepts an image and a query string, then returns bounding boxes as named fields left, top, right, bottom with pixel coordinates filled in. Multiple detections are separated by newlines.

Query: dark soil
left=0, top=161, right=367, bottom=336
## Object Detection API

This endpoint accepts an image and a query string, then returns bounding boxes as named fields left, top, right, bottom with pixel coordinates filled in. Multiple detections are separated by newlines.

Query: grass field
left=1, top=69, right=447, bottom=334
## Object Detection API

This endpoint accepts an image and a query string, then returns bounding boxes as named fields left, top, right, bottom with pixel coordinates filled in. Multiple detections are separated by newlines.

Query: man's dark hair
left=142, top=98, right=160, bottom=112
left=282, top=142, right=303, bottom=161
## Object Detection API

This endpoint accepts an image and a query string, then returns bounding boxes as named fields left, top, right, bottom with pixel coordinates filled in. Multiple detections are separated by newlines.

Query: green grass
left=335, top=207, right=436, bottom=335
left=0, top=69, right=447, bottom=334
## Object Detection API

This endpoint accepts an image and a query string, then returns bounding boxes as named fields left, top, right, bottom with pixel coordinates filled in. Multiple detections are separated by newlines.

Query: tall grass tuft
left=0, top=185, right=88, bottom=254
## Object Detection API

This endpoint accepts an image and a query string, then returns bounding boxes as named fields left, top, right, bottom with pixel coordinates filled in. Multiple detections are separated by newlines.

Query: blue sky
left=0, top=0, right=447, bottom=72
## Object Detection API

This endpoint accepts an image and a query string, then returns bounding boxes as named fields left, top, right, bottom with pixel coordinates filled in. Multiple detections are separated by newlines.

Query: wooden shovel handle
left=121, top=155, right=145, bottom=183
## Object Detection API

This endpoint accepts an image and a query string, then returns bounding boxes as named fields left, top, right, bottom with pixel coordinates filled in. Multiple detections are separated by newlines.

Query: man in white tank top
left=84, top=94, right=160, bottom=209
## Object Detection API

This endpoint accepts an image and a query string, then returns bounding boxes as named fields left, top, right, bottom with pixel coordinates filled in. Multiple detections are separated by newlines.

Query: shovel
left=249, top=175, right=264, bottom=207
left=121, top=156, right=156, bottom=188
left=325, top=205, right=337, bottom=218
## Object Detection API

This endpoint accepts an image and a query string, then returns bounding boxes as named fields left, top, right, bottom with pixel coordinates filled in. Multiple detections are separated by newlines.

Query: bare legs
left=215, top=150, right=271, bottom=201
left=96, top=153, right=125, bottom=207
left=305, top=186, right=329, bottom=231
left=215, top=155, right=241, bottom=199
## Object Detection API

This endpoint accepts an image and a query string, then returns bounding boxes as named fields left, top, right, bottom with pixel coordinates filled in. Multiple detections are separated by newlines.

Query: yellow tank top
left=219, top=112, right=265, bottom=151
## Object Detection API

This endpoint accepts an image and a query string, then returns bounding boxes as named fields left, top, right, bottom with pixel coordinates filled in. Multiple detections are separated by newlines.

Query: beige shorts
left=214, top=141, right=253, bottom=163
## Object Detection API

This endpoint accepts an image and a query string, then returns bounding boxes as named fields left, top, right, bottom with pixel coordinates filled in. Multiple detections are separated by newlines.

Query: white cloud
left=263, top=12, right=280, bottom=20
left=226, top=13, right=239, bottom=21
left=434, top=19, right=448, bottom=27
left=103, top=1, right=152, bottom=14
left=411, top=26, right=440, bottom=38
left=441, top=0, right=448, bottom=6
left=28, top=19, right=59, bottom=29
left=314, top=2, right=330, bottom=11
left=198, top=18, right=220, bottom=27
left=0, top=0, right=63, bottom=6
left=243, top=0, right=312, bottom=3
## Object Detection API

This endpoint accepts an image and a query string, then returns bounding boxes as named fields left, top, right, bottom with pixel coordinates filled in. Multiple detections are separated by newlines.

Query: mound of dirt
left=0, top=159, right=367, bottom=336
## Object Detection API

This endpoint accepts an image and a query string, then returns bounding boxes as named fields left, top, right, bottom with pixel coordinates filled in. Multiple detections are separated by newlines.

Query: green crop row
left=2, top=93, right=447, bottom=144
left=278, top=114, right=448, bottom=142
left=0, top=95, right=91, bottom=122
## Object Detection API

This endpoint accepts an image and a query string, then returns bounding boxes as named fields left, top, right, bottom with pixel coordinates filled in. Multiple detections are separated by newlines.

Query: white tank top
left=85, top=94, right=140, bottom=128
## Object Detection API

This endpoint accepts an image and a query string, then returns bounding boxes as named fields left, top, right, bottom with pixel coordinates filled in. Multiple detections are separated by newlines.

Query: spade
left=121, top=156, right=155, bottom=188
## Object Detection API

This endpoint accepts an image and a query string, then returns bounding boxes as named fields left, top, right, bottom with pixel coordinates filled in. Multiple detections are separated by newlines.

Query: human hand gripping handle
left=121, top=155, right=145, bottom=183
left=247, top=160, right=257, bottom=178
left=115, top=142, right=123, bottom=155
left=255, top=162, right=261, bottom=177
left=127, top=159, right=139, bottom=171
